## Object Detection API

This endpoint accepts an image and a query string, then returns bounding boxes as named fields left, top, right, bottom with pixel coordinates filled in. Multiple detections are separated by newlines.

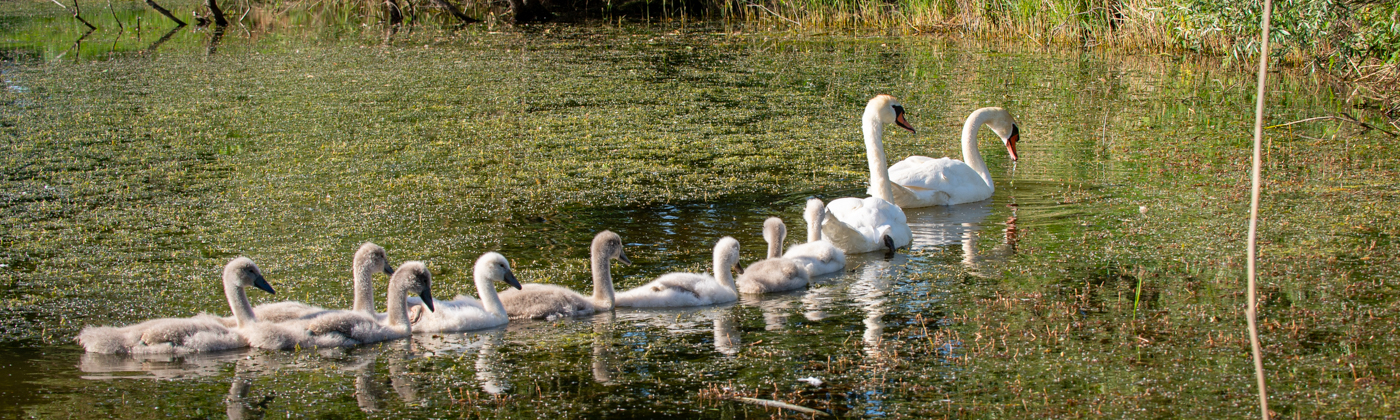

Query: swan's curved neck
left=590, top=252, right=615, bottom=310
left=225, top=280, right=256, bottom=328
left=714, top=251, right=737, bottom=293
left=766, top=233, right=783, bottom=260
left=961, top=109, right=998, bottom=192
left=475, top=271, right=506, bottom=318
left=386, top=285, right=411, bottom=329
left=864, top=116, right=895, bottom=202
left=352, top=262, right=377, bottom=316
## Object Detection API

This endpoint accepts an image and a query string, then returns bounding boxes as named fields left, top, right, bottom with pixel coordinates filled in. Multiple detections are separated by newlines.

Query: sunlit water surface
left=2, top=1, right=1398, bottom=418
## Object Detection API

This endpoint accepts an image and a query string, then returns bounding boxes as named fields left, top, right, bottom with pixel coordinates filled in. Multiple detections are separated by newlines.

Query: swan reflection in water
left=405, top=329, right=511, bottom=395
left=79, top=350, right=249, bottom=380
left=592, top=312, right=615, bottom=384
left=613, top=302, right=742, bottom=357
left=903, top=200, right=1018, bottom=277
left=845, top=253, right=908, bottom=361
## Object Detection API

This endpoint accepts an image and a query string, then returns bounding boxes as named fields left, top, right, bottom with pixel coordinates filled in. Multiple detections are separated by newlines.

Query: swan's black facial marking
left=893, top=105, right=916, bottom=133
left=882, top=234, right=896, bottom=256
left=1006, top=124, right=1021, bottom=161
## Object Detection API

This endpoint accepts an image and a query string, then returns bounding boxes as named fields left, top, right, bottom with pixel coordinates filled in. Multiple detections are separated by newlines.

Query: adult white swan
left=406, top=252, right=523, bottom=332
left=822, top=95, right=914, bottom=254
left=498, top=231, right=628, bottom=319
left=77, top=257, right=277, bottom=354
left=883, top=106, right=1022, bottom=207
left=782, top=198, right=846, bottom=276
left=615, top=237, right=742, bottom=307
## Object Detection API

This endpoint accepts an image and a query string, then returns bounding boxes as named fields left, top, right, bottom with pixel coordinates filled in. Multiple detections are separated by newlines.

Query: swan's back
left=616, top=273, right=738, bottom=308
left=237, top=319, right=361, bottom=350
left=888, top=156, right=992, bottom=205
left=410, top=295, right=505, bottom=333
left=218, top=301, right=325, bottom=328
left=77, top=314, right=245, bottom=355
left=498, top=284, right=598, bottom=319
left=823, top=196, right=911, bottom=254
left=783, top=241, right=846, bottom=276
left=738, top=259, right=809, bottom=294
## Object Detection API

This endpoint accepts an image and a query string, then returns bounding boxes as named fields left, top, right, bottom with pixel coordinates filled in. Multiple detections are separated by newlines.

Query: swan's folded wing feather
left=888, top=156, right=993, bottom=205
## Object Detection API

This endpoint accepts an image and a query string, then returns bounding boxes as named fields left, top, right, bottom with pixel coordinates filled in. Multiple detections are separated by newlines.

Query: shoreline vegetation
left=30, top=0, right=1400, bottom=126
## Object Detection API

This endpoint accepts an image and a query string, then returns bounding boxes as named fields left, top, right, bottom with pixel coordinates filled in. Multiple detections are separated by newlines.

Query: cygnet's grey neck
left=386, top=283, right=412, bottom=329
left=590, top=249, right=616, bottom=310
left=225, top=278, right=257, bottom=328
left=352, top=259, right=378, bottom=316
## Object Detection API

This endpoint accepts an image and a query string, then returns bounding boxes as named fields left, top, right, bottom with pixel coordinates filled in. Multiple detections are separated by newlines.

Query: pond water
left=2, top=0, right=1399, bottom=417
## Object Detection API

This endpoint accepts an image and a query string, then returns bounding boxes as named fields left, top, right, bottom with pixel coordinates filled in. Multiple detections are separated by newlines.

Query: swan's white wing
left=78, top=314, right=247, bottom=355
left=616, top=273, right=735, bottom=308
left=783, top=240, right=846, bottom=276
left=410, top=296, right=506, bottom=333
left=888, top=156, right=994, bottom=205
left=498, top=284, right=597, bottom=319
left=823, top=197, right=911, bottom=254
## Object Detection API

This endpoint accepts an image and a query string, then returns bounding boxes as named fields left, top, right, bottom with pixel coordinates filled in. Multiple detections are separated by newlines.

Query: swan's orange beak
left=1006, top=125, right=1020, bottom=161
left=893, top=105, right=916, bottom=134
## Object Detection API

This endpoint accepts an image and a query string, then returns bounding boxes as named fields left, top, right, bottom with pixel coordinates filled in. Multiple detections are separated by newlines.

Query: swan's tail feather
left=77, top=326, right=135, bottom=354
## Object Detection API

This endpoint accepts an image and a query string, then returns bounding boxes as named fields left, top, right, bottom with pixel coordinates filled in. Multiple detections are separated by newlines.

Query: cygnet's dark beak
left=383, top=262, right=395, bottom=275
left=616, top=251, right=632, bottom=266
left=418, top=289, right=434, bottom=312
left=253, top=274, right=276, bottom=295
left=733, top=262, right=745, bottom=275
left=503, top=269, right=523, bottom=290
left=893, top=105, right=916, bottom=134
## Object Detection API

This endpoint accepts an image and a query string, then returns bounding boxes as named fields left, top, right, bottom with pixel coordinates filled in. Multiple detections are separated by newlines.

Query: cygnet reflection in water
left=613, top=304, right=742, bottom=356
left=78, top=349, right=250, bottom=380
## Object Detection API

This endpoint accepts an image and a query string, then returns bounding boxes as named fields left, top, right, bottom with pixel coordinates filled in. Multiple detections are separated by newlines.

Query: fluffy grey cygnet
left=737, top=218, right=810, bottom=294
left=77, top=257, right=276, bottom=354
left=782, top=198, right=847, bottom=276
left=498, top=231, right=627, bottom=319
left=615, top=237, right=742, bottom=308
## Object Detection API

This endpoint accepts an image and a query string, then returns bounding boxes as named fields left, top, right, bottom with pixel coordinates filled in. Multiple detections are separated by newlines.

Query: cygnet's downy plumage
left=737, top=218, right=810, bottom=294
left=782, top=198, right=847, bottom=276
left=406, top=252, right=523, bottom=332
left=615, top=237, right=742, bottom=308
left=77, top=257, right=277, bottom=355
left=498, top=231, right=627, bottom=319
left=223, top=242, right=394, bottom=328
left=241, top=262, right=434, bottom=350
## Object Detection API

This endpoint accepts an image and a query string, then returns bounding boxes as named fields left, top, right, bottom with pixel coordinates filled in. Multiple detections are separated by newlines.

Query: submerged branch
left=429, top=0, right=478, bottom=24
left=729, top=397, right=829, bottom=417
left=51, top=0, right=97, bottom=29
left=1267, top=114, right=1400, bottom=137
left=205, top=0, right=228, bottom=26
left=145, top=0, right=187, bottom=26
left=746, top=4, right=800, bottom=28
